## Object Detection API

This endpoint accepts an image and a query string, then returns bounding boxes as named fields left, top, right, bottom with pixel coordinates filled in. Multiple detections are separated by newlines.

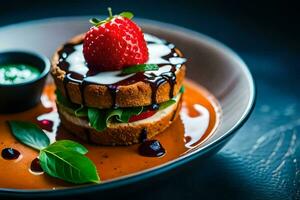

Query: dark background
left=1, top=1, right=300, bottom=200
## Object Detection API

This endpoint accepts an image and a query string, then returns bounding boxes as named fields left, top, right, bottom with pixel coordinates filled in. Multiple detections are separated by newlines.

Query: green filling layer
left=56, top=87, right=183, bottom=131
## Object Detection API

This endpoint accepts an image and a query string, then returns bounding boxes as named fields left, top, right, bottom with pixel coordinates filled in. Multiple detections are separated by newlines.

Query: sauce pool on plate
left=0, top=80, right=221, bottom=189
left=0, top=64, right=40, bottom=85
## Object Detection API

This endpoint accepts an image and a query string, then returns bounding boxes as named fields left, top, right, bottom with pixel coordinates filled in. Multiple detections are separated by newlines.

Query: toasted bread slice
left=57, top=93, right=182, bottom=145
left=51, top=34, right=186, bottom=109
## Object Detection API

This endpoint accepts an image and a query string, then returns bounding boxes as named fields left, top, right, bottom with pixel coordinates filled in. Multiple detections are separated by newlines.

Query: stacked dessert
left=51, top=9, right=186, bottom=145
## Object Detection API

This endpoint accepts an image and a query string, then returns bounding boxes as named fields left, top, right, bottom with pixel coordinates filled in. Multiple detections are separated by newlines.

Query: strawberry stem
left=108, top=7, right=113, bottom=19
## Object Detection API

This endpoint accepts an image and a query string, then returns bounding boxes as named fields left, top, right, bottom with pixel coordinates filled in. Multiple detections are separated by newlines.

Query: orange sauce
left=0, top=79, right=220, bottom=189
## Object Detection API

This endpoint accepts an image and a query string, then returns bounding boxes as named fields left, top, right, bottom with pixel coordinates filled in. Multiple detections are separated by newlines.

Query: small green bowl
left=0, top=51, right=50, bottom=113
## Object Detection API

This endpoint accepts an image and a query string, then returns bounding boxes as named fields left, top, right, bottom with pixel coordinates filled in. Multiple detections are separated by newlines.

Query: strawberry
left=83, top=8, right=149, bottom=71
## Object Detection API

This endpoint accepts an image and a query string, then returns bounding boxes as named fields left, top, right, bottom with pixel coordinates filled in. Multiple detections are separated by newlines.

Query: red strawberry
left=83, top=8, right=149, bottom=71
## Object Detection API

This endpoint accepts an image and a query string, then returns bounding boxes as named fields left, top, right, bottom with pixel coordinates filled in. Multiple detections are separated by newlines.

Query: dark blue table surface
left=1, top=1, right=299, bottom=199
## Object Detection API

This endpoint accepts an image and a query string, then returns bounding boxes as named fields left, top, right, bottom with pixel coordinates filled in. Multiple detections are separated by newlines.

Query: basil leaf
left=106, top=108, right=123, bottom=122
left=87, top=107, right=145, bottom=131
left=119, top=11, right=134, bottom=19
left=117, top=107, right=143, bottom=122
left=74, top=105, right=88, bottom=117
left=56, top=90, right=87, bottom=117
left=49, top=140, right=88, bottom=155
left=122, top=64, right=159, bottom=74
left=159, top=99, right=176, bottom=110
left=55, top=90, right=76, bottom=109
left=88, top=108, right=107, bottom=131
left=88, top=108, right=124, bottom=131
left=39, top=146, right=100, bottom=184
left=8, top=121, right=50, bottom=151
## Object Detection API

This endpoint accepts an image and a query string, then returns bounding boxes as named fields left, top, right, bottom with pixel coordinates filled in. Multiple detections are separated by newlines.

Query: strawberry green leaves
left=119, top=11, right=134, bottom=19
left=89, top=7, right=134, bottom=27
left=121, top=64, right=159, bottom=75
left=8, top=121, right=100, bottom=184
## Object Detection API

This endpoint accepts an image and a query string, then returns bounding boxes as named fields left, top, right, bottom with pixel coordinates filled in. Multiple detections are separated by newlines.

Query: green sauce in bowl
left=0, top=64, right=40, bottom=85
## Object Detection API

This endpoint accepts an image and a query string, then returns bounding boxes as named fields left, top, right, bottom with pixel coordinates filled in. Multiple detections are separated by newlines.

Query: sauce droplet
left=151, top=103, right=160, bottom=110
left=37, top=119, right=53, bottom=132
left=1, top=148, right=20, bottom=160
left=138, top=140, right=166, bottom=157
left=30, top=158, right=43, bottom=173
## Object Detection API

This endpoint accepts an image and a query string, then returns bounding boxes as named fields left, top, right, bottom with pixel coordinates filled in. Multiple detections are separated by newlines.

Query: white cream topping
left=169, top=57, right=187, bottom=65
left=143, top=34, right=165, bottom=44
left=67, top=45, right=89, bottom=75
left=65, top=33, right=185, bottom=85
left=146, top=43, right=171, bottom=64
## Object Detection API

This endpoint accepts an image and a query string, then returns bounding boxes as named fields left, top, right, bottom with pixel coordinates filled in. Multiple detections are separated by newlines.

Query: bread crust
left=57, top=96, right=182, bottom=145
left=51, top=34, right=186, bottom=109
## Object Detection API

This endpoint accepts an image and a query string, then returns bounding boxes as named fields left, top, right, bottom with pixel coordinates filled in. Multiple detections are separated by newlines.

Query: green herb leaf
left=88, top=108, right=107, bottom=131
left=74, top=105, right=88, bottom=117
left=119, top=11, right=134, bottom=19
left=56, top=90, right=77, bottom=109
left=159, top=99, right=176, bottom=110
left=56, top=90, right=87, bottom=117
left=106, top=108, right=123, bottom=123
left=8, top=119, right=100, bottom=184
left=88, top=108, right=124, bottom=131
left=8, top=121, right=50, bottom=151
left=122, top=64, right=159, bottom=74
left=87, top=106, right=145, bottom=131
left=39, top=146, right=100, bottom=184
left=49, top=140, right=88, bottom=155
left=179, top=85, right=185, bottom=93
left=117, top=107, right=143, bottom=122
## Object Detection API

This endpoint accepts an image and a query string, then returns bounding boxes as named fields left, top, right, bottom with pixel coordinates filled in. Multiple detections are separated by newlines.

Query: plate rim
left=0, top=16, right=256, bottom=197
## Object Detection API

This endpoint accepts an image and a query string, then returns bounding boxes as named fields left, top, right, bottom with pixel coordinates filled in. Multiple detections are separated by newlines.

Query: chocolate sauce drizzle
left=138, top=128, right=166, bottom=157
left=57, top=43, right=77, bottom=101
left=57, top=34, right=186, bottom=106
left=107, top=85, right=119, bottom=109
left=30, top=158, right=43, bottom=173
left=139, top=140, right=166, bottom=157
left=1, top=148, right=20, bottom=160
left=139, top=128, right=148, bottom=142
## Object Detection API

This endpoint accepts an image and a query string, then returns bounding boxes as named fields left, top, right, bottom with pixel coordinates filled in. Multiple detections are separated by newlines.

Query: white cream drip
left=67, top=45, right=89, bottom=75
